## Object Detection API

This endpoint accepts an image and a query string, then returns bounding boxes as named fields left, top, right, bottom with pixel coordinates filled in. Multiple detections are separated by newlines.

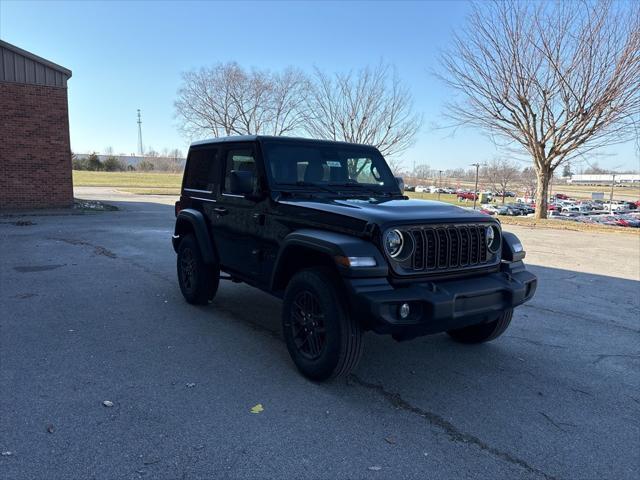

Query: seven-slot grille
left=409, top=224, right=490, bottom=272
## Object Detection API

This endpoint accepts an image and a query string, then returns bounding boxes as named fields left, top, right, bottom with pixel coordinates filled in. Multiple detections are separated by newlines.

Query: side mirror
left=229, top=170, right=255, bottom=196
left=395, top=176, right=405, bottom=193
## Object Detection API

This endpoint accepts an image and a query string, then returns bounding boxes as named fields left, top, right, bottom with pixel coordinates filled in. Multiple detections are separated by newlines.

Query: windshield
left=261, top=140, right=400, bottom=195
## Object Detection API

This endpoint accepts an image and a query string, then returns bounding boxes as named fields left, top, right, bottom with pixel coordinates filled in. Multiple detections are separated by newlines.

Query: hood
left=278, top=196, right=496, bottom=229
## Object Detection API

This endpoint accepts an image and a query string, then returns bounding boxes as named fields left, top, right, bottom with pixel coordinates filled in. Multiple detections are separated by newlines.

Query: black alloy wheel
left=282, top=268, right=363, bottom=381
left=177, top=234, right=219, bottom=305
left=290, top=290, right=327, bottom=360
left=180, top=246, right=196, bottom=291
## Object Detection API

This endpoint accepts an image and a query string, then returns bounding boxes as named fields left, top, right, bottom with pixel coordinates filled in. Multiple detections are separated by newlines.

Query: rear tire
left=177, top=234, right=219, bottom=305
left=447, top=309, right=513, bottom=344
left=282, top=268, right=363, bottom=381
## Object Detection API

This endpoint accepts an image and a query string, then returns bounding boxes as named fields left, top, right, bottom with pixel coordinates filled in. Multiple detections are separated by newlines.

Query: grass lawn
left=73, top=170, right=183, bottom=189
left=405, top=191, right=472, bottom=207
left=497, top=215, right=639, bottom=235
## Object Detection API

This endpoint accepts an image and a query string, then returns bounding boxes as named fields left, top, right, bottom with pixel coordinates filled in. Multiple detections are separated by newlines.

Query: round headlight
left=384, top=229, right=404, bottom=258
left=486, top=225, right=501, bottom=252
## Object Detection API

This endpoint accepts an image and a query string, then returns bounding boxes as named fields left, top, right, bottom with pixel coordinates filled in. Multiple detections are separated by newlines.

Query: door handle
left=253, top=212, right=265, bottom=225
left=213, top=207, right=228, bottom=216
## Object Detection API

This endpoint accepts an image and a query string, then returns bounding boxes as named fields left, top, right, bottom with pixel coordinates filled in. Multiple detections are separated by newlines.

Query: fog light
left=399, top=303, right=410, bottom=319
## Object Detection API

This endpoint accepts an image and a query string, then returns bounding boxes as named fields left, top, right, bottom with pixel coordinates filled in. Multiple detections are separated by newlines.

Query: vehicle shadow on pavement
left=209, top=263, right=639, bottom=480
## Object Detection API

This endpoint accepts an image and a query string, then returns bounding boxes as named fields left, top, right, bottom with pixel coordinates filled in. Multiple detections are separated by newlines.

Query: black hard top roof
left=190, top=135, right=375, bottom=150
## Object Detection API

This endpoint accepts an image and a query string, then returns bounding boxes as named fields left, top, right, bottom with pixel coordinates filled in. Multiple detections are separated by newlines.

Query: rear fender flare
left=173, top=209, right=216, bottom=264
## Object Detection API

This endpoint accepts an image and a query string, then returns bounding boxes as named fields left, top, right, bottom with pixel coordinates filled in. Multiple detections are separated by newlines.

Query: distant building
left=0, top=40, right=72, bottom=209
left=568, top=174, right=640, bottom=185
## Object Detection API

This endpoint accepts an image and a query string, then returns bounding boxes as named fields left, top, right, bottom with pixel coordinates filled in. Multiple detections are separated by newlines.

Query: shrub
left=72, top=156, right=89, bottom=170
left=103, top=156, right=126, bottom=172
left=137, top=160, right=155, bottom=171
left=86, top=153, right=103, bottom=171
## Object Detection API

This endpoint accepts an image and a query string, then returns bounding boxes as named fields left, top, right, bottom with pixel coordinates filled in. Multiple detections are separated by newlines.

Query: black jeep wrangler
left=172, top=136, right=537, bottom=380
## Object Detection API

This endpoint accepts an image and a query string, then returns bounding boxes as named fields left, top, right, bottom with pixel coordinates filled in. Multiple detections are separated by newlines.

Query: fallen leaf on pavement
left=384, top=436, right=396, bottom=444
left=368, top=466, right=382, bottom=471
left=250, top=404, right=264, bottom=414
left=102, top=400, right=114, bottom=407
left=46, top=424, right=54, bottom=434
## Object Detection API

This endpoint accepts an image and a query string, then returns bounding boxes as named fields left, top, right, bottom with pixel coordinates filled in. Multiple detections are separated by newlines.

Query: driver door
left=210, top=143, right=264, bottom=280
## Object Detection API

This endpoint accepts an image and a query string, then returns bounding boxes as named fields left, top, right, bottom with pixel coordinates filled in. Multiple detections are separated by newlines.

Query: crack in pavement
left=349, top=374, right=558, bottom=480
left=504, top=335, right=567, bottom=349
left=48, top=237, right=117, bottom=258
left=591, top=353, right=640, bottom=365
left=46, top=236, right=176, bottom=285
left=523, top=303, right=639, bottom=334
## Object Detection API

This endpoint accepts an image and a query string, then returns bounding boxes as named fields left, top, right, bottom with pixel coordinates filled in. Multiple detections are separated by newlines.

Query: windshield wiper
left=275, top=181, right=349, bottom=195
left=327, top=182, right=397, bottom=197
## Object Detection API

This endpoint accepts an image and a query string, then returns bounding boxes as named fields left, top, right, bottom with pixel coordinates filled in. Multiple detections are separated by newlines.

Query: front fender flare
left=271, top=229, right=388, bottom=290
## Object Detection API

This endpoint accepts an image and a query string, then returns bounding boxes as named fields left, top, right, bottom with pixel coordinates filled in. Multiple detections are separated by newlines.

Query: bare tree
left=482, top=158, right=520, bottom=203
left=305, top=63, right=422, bottom=167
left=413, top=164, right=432, bottom=180
left=175, top=62, right=309, bottom=139
left=520, top=167, right=538, bottom=199
left=438, top=0, right=640, bottom=218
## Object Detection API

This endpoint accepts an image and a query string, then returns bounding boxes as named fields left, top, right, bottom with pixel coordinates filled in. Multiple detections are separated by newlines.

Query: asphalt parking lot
left=1, top=190, right=639, bottom=480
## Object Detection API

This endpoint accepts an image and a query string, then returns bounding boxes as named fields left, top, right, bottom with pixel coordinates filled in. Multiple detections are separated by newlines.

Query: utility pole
left=438, top=170, right=443, bottom=201
left=471, top=163, right=481, bottom=210
left=609, top=173, right=616, bottom=213
left=137, top=109, right=144, bottom=156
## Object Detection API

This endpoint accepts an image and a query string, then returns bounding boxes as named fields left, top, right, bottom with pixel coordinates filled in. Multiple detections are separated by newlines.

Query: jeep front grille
left=409, top=224, right=490, bottom=272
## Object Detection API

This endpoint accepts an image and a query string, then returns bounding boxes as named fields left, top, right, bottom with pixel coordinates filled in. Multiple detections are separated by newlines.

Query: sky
left=1, top=0, right=638, bottom=172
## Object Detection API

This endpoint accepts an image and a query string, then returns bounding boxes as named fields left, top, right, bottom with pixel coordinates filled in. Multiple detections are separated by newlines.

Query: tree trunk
left=534, top=168, right=551, bottom=219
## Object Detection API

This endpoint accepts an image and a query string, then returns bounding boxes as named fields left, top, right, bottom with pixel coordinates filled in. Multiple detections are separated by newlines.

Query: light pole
left=471, top=163, right=481, bottom=210
left=609, top=173, right=616, bottom=213
left=438, top=170, right=443, bottom=201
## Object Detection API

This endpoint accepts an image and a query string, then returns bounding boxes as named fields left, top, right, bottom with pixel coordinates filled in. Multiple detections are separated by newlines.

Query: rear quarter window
left=183, top=147, right=220, bottom=192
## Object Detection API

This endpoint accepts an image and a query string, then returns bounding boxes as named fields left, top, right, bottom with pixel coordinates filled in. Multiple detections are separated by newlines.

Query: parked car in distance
left=484, top=204, right=521, bottom=216
left=415, top=185, right=428, bottom=193
left=507, top=203, right=534, bottom=215
left=172, top=135, right=537, bottom=380
left=457, top=191, right=478, bottom=201
left=600, top=201, right=630, bottom=212
left=561, top=204, right=593, bottom=214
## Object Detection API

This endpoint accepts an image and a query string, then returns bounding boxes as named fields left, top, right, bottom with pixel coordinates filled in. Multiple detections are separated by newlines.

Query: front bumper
left=345, top=261, right=537, bottom=337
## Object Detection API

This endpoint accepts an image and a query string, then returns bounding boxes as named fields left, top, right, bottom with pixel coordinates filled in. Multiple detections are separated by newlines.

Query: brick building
left=0, top=40, right=73, bottom=209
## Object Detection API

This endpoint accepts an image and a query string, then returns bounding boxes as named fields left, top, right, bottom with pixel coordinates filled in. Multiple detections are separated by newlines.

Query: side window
left=184, top=147, right=219, bottom=192
left=222, top=147, right=257, bottom=193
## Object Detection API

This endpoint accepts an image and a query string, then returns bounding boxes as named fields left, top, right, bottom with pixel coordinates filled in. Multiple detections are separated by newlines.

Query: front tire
left=447, top=309, right=513, bottom=344
left=177, top=234, right=219, bottom=305
left=282, top=268, right=363, bottom=381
